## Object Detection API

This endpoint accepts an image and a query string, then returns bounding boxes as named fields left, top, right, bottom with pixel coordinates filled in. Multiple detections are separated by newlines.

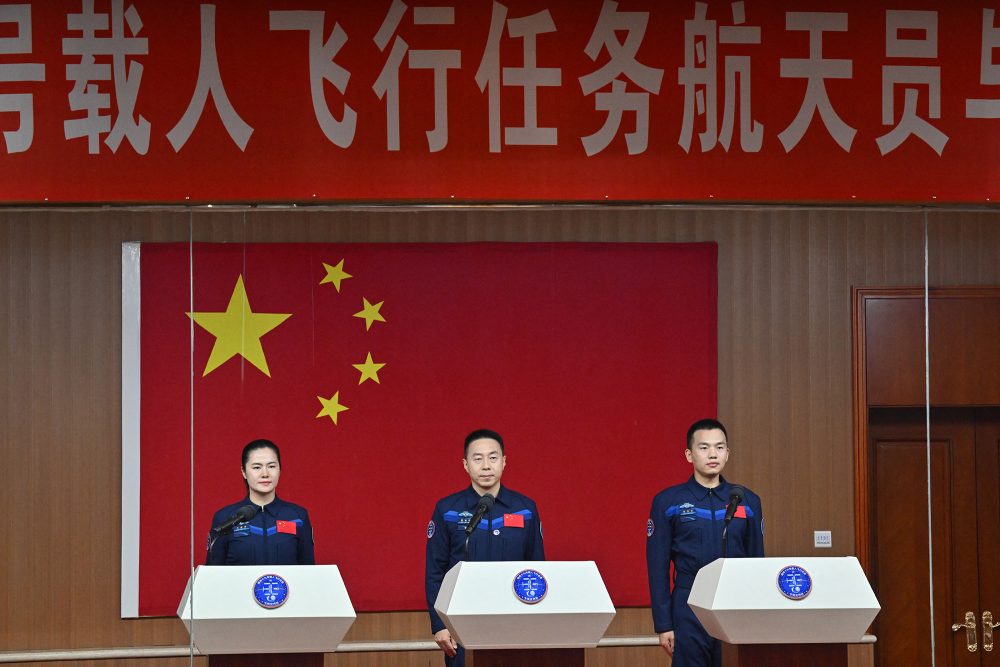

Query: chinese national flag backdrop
left=136, top=242, right=716, bottom=615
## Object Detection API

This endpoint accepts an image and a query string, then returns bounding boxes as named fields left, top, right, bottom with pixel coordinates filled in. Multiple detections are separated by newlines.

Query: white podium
left=688, top=557, right=880, bottom=666
left=177, top=565, right=355, bottom=666
left=434, top=561, right=616, bottom=667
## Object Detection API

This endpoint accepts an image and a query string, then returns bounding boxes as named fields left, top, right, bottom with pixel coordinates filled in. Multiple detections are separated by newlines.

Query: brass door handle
left=984, top=611, right=1000, bottom=652
left=952, top=611, right=978, bottom=652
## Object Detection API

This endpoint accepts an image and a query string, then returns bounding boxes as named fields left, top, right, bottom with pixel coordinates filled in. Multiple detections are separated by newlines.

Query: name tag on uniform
left=276, top=520, right=297, bottom=535
left=503, top=513, right=524, bottom=528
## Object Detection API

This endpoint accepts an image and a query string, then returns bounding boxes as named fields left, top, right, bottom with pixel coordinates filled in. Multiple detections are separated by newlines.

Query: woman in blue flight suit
left=206, top=439, right=315, bottom=565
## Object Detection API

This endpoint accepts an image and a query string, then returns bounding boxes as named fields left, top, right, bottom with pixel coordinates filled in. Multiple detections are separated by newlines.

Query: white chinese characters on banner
left=778, top=12, right=856, bottom=152
left=0, top=4, right=45, bottom=154
left=877, top=10, right=947, bottom=156
left=1, top=0, right=999, bottom=167
left=373, top=0, right=460, bottom=152
left=580, top=0, right=662, bottom=156
left=63, top=0, right=148, bottom=154
left=269, top=11, right=357, bottom=149
left=166, top=4, right=253, bottom=152
left=678, top=1, right=762, bottom=154
left=476, top=2, right=560, bottom=152
left=966, top=9, right=1000, bottom=119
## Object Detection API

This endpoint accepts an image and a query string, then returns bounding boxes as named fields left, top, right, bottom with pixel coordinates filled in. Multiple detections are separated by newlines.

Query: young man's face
left=463, top=437, right=506, bottom=495
left=685, top=428, right=729, bottom=482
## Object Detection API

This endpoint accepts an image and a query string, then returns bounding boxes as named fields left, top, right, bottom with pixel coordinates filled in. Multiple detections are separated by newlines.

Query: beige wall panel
left=3, top=207, right=1000, bottom=666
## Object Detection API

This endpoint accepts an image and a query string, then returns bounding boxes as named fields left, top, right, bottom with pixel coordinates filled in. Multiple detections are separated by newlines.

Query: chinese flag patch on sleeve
left=503, top=513, right=525, bottom=528
left=276, top=520, right=297, bottom=535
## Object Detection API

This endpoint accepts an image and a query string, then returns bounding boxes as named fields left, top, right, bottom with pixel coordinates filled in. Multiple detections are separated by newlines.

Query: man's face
left=463, top=437, right=506, bottom=495
left=685, top=428, right=729, bottom=481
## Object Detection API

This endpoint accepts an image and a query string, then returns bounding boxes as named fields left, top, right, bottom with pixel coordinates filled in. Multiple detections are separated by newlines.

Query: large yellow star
left=320, top=259, right=352, bottom=292
left=353, top=297, right=386, bottom=331
left=186, top=275, right=291, bottom=377
left=316, top=391, right=349, bottom=424
left=352, top=352, right=386, bottom=385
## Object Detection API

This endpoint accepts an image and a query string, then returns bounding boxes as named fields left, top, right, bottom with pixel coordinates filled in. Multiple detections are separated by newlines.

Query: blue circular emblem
left=512, top=569, right=548, bottom=604
left=646, top=518, right=655, bottom=538
left=427, top=520, right=435, bottom=539
left=253, top=574, right=290, bottom=609
left=777, top=565, right=812, bottom=600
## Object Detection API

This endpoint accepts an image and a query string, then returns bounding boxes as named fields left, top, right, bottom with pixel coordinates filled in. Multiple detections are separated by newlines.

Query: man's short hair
left=686, top=419, right=728, bottom=449
left=464, top=428, right=505, bottom=456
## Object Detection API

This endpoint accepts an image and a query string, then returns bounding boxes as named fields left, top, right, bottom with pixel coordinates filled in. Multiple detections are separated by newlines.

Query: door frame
left=852, top=285, right=1000, bottom=572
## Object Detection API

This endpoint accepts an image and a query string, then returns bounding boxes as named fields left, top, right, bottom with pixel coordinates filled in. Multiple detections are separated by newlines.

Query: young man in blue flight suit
left=425, top=429, right=545, bottom=667
left=646, top=419, right=764, bottom=666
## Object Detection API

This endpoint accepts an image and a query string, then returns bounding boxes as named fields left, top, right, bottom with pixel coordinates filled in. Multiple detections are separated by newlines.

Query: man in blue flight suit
left=646, top=419, right=764, bottom=666
left=425, top=428, right=545, bottom=667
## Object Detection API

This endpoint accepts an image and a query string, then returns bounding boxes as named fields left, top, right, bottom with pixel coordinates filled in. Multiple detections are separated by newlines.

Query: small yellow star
left=187, top=275, right=291, bottom=377
left=353, top=297, right=386, bottom=331
left=352, top=352, right=386, bottom=385
left=316, top=391, right=349, bottom=425
left=320, top=260, right=352, bottom=292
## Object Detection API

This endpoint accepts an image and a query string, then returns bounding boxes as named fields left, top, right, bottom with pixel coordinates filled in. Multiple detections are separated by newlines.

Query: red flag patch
left=734, top=505, right=747, bottom=519
left=504, top=513, right=525, bottom=528
left=276, top=520, right=297, bottom=535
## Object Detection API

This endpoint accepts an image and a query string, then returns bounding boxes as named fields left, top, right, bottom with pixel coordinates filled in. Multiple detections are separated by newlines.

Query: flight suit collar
left=464, top=484, right=508, bottom=509
left=245, top=494, right=285, bottom=516
left=684, top=475, right=731, bottom=501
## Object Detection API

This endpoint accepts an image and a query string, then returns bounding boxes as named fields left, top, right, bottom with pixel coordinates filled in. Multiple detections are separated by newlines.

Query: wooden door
left=975, top=412, right=1000, bottom=657
left=870, top=408, right=1000, bottom=666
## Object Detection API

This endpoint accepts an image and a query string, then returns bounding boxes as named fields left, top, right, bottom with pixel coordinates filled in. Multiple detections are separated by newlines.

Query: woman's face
left=242, top=447, right=280, bottom=499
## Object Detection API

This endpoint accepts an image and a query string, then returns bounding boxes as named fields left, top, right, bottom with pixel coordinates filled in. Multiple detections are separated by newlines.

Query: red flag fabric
left=276, top=520, right=297, bottom=535
left=734, top=505, right=748, bottom=519
left=132, top=242, right=716, bottom=615
left=503, top=513, right=525, bottom=529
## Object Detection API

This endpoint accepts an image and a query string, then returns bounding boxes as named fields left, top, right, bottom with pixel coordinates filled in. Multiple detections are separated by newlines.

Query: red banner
left=8, top=0, right=994, bottom=204
left=126, top=242, right=716, bottom=616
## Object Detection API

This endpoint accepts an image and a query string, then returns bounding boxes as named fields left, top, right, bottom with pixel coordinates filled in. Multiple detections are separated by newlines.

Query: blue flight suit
left=646, top=476, right=764, bottom=667
left=425, top=485, right=545, bottom=667
left=206, top=496, right=315, bottom=565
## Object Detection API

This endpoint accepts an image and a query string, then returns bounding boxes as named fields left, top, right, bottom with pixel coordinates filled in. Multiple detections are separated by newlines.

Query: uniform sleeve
left=646, top=497, right=674, bottom=633
left=744, top=493, right=765, bottom=558
left=527, top=503, right=545, bottom=560
left=206, top=509, right=227, bottom=565
left=298, top=509, right=316, bottom=565
left=424, top=503, right=451, bottom=634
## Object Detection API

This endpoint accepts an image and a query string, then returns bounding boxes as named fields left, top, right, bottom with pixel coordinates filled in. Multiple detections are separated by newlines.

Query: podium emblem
left=253, top=573, right=290, bottom=609
left=777, top=565, right=812, bottom=600
left=512, top=569, right=548, bottom=604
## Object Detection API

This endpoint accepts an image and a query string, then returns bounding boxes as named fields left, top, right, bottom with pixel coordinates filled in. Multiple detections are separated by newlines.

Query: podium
left=177, top=565, right=356, bottom=667
left=434, top=561, right=616, bottom=667
left=688, top=557, right=880, bottom=667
